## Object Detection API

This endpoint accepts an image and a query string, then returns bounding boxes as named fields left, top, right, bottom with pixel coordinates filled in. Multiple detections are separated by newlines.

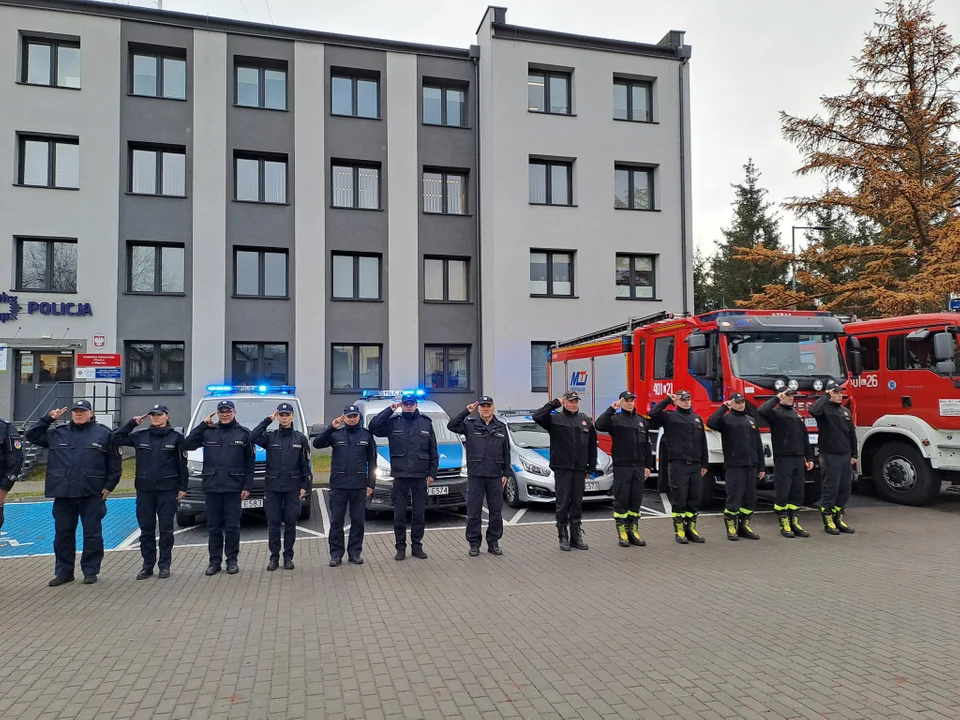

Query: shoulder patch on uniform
left=13, top=438, right=22, bottom=450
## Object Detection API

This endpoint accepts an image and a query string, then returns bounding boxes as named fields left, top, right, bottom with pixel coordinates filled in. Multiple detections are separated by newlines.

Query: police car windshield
left=194, top=398, right=305, bottom=434
left=728, top=333, right=845, bottom=378
left=366, top=412, right=461, bottom=446
left=505, top=421, right=550, bottom=449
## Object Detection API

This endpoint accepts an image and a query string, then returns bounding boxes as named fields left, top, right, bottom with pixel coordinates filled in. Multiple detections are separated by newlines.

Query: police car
left=353, top=390, right=469, bottom=516
left=499, top=410, right=614, bottom=509
left=176, top=385, right=313, bottom=527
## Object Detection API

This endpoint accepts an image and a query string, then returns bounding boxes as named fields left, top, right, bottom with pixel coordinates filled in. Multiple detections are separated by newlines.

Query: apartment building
left=0, top=0, right=692, bottom=425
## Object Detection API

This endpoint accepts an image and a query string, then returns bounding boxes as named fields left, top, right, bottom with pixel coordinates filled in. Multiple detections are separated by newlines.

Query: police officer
left=313, top=404, right=377, bottom=566
left=595, top=391, right=653, bottom=548
left=707, top=393, right=765, bottom=541
left=809, top=379, right=858, bottom=535
left=251, top=402, right=312, bottom=571
left=447, top=396, right=510, bottom=557
left=369, top=393, right=438, bottom=561
left=759, top=389, right=815, bottom=538
left=649, top=390, right=709, bottom=544
left=184, top=399, right=255, bottom=575
left=0, top=416, right=24, bottom=533
left=26, top=400, right=121, bottom=586
left=533, top=391, right=598, bottom=552
left=113, top=404, right=188, bottom=579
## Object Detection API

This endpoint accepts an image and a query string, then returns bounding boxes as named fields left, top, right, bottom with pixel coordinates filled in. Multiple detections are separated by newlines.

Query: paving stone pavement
left=2, top=504, right=960, bottom=720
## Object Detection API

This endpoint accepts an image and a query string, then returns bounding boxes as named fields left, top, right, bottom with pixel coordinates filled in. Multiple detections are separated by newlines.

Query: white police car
left=176, top=384, right=313, bottom=527
left=353, top=390, right=469, bottom=516
left=499, top=410, right=614, bottom=509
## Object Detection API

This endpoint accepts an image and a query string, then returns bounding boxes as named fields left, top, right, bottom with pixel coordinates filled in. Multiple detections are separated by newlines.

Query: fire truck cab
left=548, top=310, right=862, bottom=506
left=844, top=313, right=960, bottom=505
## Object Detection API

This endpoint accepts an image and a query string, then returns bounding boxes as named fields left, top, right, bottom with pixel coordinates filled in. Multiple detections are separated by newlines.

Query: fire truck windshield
left=728, top=333, right=845, bottom=379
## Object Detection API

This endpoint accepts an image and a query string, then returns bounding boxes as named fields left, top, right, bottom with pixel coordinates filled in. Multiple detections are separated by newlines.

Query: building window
left=331, top=344, right=382, bottom=391
left=234, top=248, right=288, bottom=298
left=530, top=251, right=573, bottom=297
left=654, top=337, right=675, bottom=380
left=422, top=84, right=466, bottom=127
left=125, top=342, right=185, bottom=393
left=131, top=47, right=186, bottom=99
left=21, top=36, right=80, bottom=88
left=331, top=253, right=381, bottom=301
left=614, top=165, right=654, bottom=210
left=232, top=343, right=288, bottom=385
left=130, top=145, right=186, bottom=196
left=423, top=170, right=466, bottom=214
left=613, top=78, right=653, bottom=122
left=528, top=70, right=570, bottom=114
left=331, top=163, right=380, bottom=209
left=235, top=153, right=287, bottom=204
left=424, top=257, right=468, bottom=302
left=16, top=238, right=77, bottom=292
left=531, top=342, right=551, bottom=392
left=616, top=254, right=655, bottom=299
left=17, top=135, right=79, bottom=189
left=128, top=242, right=185, bottom=294
left=331, top=72, right=379, bottom=119
left=425, top=345, right=470, bottom=391
left=529, top=160, right=572, bottom=206
left=235, top=59, right=287, bottom=110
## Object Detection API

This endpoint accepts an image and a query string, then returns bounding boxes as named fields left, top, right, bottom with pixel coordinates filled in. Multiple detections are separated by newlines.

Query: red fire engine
left=548, top=310, right=863, bottom=505
left=844, top=313, right=960, bottom=505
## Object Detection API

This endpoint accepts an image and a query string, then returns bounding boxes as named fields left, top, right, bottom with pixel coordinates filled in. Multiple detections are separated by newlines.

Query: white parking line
left=296, top=525, right=325, bottom=538
left=640, top=505, right=668, bottom=518
left=316, top=489, right=331, bottom=537
left=115, top=528, right=142, bottom=552
left=505, top=508, right=527, bottom=525
left=660, top=492, right=673, bottom=516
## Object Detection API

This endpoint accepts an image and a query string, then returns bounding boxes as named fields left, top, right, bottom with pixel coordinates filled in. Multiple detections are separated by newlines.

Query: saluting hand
left=611, top=400, right=622, bottom=410
left=390, top=402, right=401, bottom=411
left=204, top=413, right=216, bottom=426
left=724, top=399, right=735, bottom=409
left=49, top=407, right=68, bottom=420
left=133, top=414, right=146, bottom=425
left=667, top=394, right=679, bottom=404
left=467, top=402, right=479, bottom=413
left=331, top=415, right=344, bottom=429
left=269, top=410, right=280, bottom=422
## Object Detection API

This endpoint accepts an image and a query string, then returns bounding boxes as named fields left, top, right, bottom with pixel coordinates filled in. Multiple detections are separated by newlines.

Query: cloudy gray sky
left=111, top=0, right=960, bottom=256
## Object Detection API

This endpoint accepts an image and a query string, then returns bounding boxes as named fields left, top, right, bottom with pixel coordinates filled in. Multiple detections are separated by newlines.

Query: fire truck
left=843, top=313, right=960, bottom=505
left=548, top=310, right=863, bottom=506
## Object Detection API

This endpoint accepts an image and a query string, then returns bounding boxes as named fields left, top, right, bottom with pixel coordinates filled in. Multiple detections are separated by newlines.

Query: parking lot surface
left=3, top=491, right=960, bottom=720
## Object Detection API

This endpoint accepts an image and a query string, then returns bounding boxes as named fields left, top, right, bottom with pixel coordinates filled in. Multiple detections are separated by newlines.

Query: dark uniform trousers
left=392, top=478, right=427, bottom=551
left=137, top=490, right=177, bottom=570
left=265, top=490, right=300, bottom=561
left=205, top=492, right=241, bottom=566
left=554, top=469, right=585, bottom=526
left=612, top=466, right=645, bottom=517
left=53, top=496, right=106, bottom=578
left=329, top=488, right=366, bottom=559
left=819, top=453, right=853, bottom=511
left=668, top=460, right=702, bottom=515
left=774, top=456, right=806, bottom=510
left=466, top=476, right=504, bottom=547
left=723, top=466, right=757, bottom=516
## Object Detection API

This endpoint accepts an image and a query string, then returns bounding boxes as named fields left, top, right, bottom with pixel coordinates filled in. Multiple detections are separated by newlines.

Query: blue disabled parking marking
left=0, top=497, right=140, bottom=558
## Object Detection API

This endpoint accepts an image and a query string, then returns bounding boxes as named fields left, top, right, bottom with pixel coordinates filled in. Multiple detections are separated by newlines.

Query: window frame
left=233, top=151, right=288, bottom=204
left=421, top=83, right=467, bottom=127
left=528, top=69, right=572, bottom=115
left=529, top=159, right=573, bottom=206
left=15, top=237, right=78, bottom=293
left=127, top=241, right=186, bottom=295
left=232, top=247, right=289, bottom=299
left=529, top=249, right=575, bottom=298
left=422, top=169, right=468, bottom=215
left=20, top=35, right=80, bottom=88
left=234, top=58, right=288, bottom=110
left=614, top=164, right=655, bottom=211
left=129, top=45, right=187, bottom=100
left=615, top=253, right=657, bottom=300
left=330, top=72, right=380, bottom=119
left=423, top=256, right=469, bottom=303
left=16, top=134, right=79, bottom=189
left=330, top=162, right=381, bottom=210
left=330, top=252, right=382, bottom=302
left=530, top=341, right=552, bottom=392
left=124, top=341, right=186, bottom=394
left=423, top=344, right=472, bottom=392
left=128, top=144, right=187, bottom=197
left=330, top=343, right=383, bottom=392
left=231, top=342, right=290, bottom=385
left=613, top=78, right=653, bottom=122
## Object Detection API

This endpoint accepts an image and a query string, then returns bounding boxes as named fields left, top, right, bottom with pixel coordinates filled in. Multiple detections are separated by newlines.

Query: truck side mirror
left=687, top=333, right=708, bottom=350
left=689, top=348, right=711, bottom=377
left=933, top=332, right=955, bottom=363
left=936, top=360, right=956, bottom=376
left=845, top=337, right=863, bottom=377
left=309, top=422, right=326, bottom=438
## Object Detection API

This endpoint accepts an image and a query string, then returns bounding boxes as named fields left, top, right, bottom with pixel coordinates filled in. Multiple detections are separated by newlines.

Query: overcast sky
left=110, top=0, right=960, bottom=255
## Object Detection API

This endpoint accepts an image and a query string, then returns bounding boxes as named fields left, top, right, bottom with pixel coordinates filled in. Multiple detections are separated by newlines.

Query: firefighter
left=0, top=416, right=24, bottom=533
left=595, top=391, right=653, bottom=547
left=758, top=389, right=815, bottom=538
left=809, top=379, right=858, bottom=535
left=649, top=390, right=709, bottom=544
left=707, top=393, right=765, bottom=541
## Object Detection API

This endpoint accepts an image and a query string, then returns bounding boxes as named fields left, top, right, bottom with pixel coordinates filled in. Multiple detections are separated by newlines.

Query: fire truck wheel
left=503, top=473, right=524, bottom=509
left=871, top=442, right=941, bottom=506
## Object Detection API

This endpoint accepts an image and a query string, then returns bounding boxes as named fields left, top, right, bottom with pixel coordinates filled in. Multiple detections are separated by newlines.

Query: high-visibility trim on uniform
left=683, top=511, right=694, bottom=518
left=613, top=511, right=628, bottom=519
left=739, top=508, right=753, bottom=515
left=626, top=510, right=640, bottom=517
left=723, top=508, right=737, bottom=517
left=832, top=506, right=843, bottom=513
left=773, top=504, right=787, bottom=512
left=786, top=503, right=800, bottom=511
left=672, top=511, right=684, bottom=518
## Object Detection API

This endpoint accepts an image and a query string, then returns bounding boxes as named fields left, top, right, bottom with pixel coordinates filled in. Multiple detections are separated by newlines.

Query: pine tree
left=693, top=247, right=719, bottom=313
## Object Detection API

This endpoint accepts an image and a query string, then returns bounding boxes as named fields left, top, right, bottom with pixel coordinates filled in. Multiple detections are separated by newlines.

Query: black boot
left=672, top=516, right=688, bottom=544
left=724, top=514, right=739, bottom=541
left=833, top=508, right=855, bottom=534
left=777, top=510, right=794, bottom=538
left=737, top=512, right=760, bottom=540
left=627, top=519, right=646, bottom=547
left=788, top=510, right=810, bottom=538
left=821, top=509, right=840, bottom=535
left=615, top=518, right=630, bottom=547
left=570, top=524, right=589, bottom=550
left=558, top=525, right=571, bottom=551
left=685, top=514, right=706, bottom=543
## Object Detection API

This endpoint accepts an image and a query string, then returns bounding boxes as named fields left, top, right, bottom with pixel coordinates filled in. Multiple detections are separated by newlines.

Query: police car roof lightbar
left=206, top=384, right=297, bottom=395
left=361, top=388, right=427, bottom=399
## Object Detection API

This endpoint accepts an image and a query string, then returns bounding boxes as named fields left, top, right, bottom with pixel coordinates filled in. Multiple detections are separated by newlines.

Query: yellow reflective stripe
left=626, top=511, right=640, bottom=517
left=773, top=504, right=787, bottom=512
left=684, top=511, right=694, bottom=518
left=739, top=508, right=753, bottom=515
left=613, top=512, right=628, bottom=519
left=786, top=504, right=799, bottom=511
left=672, top=512, right=684, bottom=518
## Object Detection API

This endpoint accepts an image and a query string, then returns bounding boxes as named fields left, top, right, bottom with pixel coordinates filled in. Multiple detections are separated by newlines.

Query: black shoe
left=136, top=569, right=153, bottom=580
left=205, top=565, right=221, bottom=576
left=329, top=557, right=342, bottom=567
left=48, top=576, right=74, bottom=587
left=469, top=545, right=480, bottom=557
left=348, top=556, right=364, bottom=565
left=834, top=509, right=856, bottom=534
left=82, top=575, right=98, bottom=585
left=488, top=543, right=503, bottom=556
left=267, top=558, right=280, bottom=572
left=569, top=525, right=589, bottom=551
left=283, top=559, right=295, bottom=570
left=225, top=562, right=239, bottom=575
left=158, top=568, right=170, bottom=579
left=412, top=548, right=428, bottom=560
left=395, top=550, right=406, bottom=561
left=558, top=525, right=571, bottom=552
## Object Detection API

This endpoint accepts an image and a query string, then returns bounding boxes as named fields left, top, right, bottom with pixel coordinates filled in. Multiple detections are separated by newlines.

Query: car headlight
left=774, top=378, right=786, bottom=391
left=187, top=460, right=202, bottom=476
left=460, top=465, right=468, bottom=478
left=520, top=457, right=551, bottom=477
left=812, top=378, right=824, bottom=391
left=788, top=379, right=800, bottom=391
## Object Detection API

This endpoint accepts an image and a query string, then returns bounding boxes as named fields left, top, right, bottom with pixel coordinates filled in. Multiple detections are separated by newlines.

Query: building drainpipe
left=471, top=45, right=483, bottom=392
left=678, top=54, right=690, bottom=316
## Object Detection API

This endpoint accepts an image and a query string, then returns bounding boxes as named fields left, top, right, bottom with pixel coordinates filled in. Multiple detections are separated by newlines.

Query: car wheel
left=176, top=510, right=197, bottom=527
left=503, top=473, right=524, bottom=509
left=871, top=441, right=941, bottom=506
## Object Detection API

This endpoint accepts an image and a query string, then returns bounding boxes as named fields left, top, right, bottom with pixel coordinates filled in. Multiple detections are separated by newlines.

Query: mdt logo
left=569, top=371, right=588, bottom=388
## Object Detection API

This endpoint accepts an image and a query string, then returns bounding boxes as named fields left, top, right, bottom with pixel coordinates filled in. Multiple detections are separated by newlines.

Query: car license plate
left=809, top=434, right=819, bottom=444
left=585, top=481, right=600, bottom=492
left=427, top=485, right=449, bottom=496
left=241, top=498, right=264, bottom=509
left=804, top=418, right=817, bottom=428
